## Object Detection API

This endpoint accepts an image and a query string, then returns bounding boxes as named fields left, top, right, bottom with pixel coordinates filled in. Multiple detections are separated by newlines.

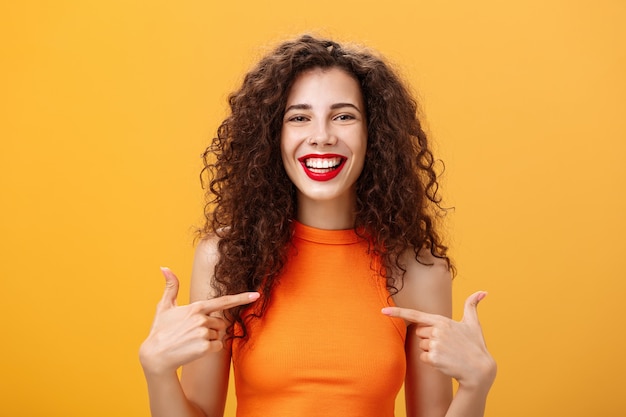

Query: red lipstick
left=298, top=154, right=347, bottom=182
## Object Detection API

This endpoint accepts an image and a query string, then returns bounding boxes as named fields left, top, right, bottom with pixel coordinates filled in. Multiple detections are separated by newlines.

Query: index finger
left=381, top=306, right=441, bottom=326
left=197, top=292, right=260, bottom=314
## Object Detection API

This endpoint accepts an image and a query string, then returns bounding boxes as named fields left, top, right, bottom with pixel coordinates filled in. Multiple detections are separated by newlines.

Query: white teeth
left=305, top=157, right=342, bottom=169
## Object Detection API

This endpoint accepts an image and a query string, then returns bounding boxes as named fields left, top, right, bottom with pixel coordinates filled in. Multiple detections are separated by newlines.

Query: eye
left=286, top=115, right=309, bottom=123
left=334, top=114, right=356, bottom=121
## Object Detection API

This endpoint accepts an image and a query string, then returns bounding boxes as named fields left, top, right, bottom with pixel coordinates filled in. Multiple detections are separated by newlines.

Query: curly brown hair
left=199, top=34, right=451, bottom=339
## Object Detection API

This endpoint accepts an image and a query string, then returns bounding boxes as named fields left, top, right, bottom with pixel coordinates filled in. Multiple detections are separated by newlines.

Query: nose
left=307, top=121, right=337, bottom=147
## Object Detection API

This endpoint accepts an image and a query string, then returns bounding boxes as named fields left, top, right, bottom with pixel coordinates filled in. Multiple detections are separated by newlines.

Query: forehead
left=286, top=67, right=363, bottom=105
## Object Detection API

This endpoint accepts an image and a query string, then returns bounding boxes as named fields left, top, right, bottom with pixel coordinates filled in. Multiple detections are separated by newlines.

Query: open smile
left=298, top=154, right=347, bottom=181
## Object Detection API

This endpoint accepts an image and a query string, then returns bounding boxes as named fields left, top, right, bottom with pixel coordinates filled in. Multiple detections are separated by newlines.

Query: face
left=281, top=67, right=367, bottom=208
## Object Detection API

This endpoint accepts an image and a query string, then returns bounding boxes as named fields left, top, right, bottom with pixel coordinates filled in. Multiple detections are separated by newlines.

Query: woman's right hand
left=139, top=267, right=259, bottom=377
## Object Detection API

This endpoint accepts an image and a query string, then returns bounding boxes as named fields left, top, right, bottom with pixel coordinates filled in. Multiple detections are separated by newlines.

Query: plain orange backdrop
left=1, top=1, right=625, bottom=416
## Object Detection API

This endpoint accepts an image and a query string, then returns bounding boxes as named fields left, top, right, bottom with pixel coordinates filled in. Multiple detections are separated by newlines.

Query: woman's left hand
left=382, top=291, right=497, bottom=390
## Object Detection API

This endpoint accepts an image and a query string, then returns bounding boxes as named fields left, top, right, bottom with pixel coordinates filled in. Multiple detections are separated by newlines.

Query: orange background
left=1, top=1, right=625, bottom=416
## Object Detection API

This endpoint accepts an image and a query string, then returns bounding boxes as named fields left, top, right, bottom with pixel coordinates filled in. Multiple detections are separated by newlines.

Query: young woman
left=140, top=34, right=496, bottom=417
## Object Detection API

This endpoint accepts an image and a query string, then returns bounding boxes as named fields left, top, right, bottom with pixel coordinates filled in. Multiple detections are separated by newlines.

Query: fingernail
left=249, top=292, right=260, bottom=300
left=381, top=307, right=392, bottom=316
left=477, top=292, right=487, bottom=303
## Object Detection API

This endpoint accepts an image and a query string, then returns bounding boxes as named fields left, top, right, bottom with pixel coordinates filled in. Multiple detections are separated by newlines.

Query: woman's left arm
left=388, top=251, right=496, bottom=417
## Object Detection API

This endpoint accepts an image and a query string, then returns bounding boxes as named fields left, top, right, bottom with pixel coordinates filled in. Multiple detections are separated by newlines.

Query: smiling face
left=280, top=67, right=367, bottom=225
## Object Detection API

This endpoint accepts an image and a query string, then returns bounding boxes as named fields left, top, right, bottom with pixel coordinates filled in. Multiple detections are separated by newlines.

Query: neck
left=296, top=193, right=357, bottom=230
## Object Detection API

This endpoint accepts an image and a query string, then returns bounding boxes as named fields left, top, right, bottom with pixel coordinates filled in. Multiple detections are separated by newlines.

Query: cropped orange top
left=231, top=222, right=407, bottom=417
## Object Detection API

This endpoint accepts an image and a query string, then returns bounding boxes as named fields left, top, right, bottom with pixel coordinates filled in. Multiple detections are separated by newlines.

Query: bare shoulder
left=391, top=248, right=452, bottom=318
left=189, top=235, right=220, bottom=302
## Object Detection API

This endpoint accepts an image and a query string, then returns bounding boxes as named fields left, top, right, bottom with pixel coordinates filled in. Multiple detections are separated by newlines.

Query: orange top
left=232, top=222, right=407, bottom=417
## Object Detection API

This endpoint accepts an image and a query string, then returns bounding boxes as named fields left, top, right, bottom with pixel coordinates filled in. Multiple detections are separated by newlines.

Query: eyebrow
left=284, top=103, right=362, bottom=114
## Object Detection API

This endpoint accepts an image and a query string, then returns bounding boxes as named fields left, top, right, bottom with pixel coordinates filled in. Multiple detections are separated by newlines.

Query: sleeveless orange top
left=232, top=222, right=407, bottom=417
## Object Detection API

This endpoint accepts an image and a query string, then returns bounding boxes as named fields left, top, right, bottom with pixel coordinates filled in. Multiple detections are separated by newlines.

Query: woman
left=140, top=34, right=496, bottom=417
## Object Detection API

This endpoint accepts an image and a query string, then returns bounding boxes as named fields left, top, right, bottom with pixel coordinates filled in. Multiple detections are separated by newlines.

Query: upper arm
left=180, top=237, right=232, bottom=417
left=392, top=249, right=453, bottom=417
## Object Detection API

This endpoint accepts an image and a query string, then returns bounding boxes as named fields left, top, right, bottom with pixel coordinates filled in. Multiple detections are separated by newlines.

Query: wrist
left=457, top=355, right=497, bottom=394
left=139, top=343, right=177, bottom=378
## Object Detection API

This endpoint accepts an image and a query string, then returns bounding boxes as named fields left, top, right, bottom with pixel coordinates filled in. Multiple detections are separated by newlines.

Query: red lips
left=298, top=154, right=347, bottom=181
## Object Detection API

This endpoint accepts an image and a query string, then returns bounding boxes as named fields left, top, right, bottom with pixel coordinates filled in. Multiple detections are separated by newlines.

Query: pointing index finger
left=381, top=306, right=440, bottom=326
left=198, top=292, right=260, bottom=314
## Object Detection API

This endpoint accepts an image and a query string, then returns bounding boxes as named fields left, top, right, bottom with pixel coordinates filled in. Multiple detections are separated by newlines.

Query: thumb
left=462, top=291, right=488, bottom=326
left=158, top=267, right=179, bottom=309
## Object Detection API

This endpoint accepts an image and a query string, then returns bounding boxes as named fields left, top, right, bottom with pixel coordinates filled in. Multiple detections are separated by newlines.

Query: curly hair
left=199, top=34, right=451, bottom=339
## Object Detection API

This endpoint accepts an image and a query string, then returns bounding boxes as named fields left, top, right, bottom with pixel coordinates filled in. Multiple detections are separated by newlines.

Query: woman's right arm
left=139, top=238, right=258, bottom=417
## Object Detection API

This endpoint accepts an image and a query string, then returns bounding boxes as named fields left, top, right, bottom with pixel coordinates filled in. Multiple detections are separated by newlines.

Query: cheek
left=354, top=135, right=367, bottom=164
left=280, top=127, right=294, bottom=151
left=280, top=129, right=304, bottom=161
left=279, top=136, right=299, bottom=181
left=353, top=142, right=367, bottom=177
